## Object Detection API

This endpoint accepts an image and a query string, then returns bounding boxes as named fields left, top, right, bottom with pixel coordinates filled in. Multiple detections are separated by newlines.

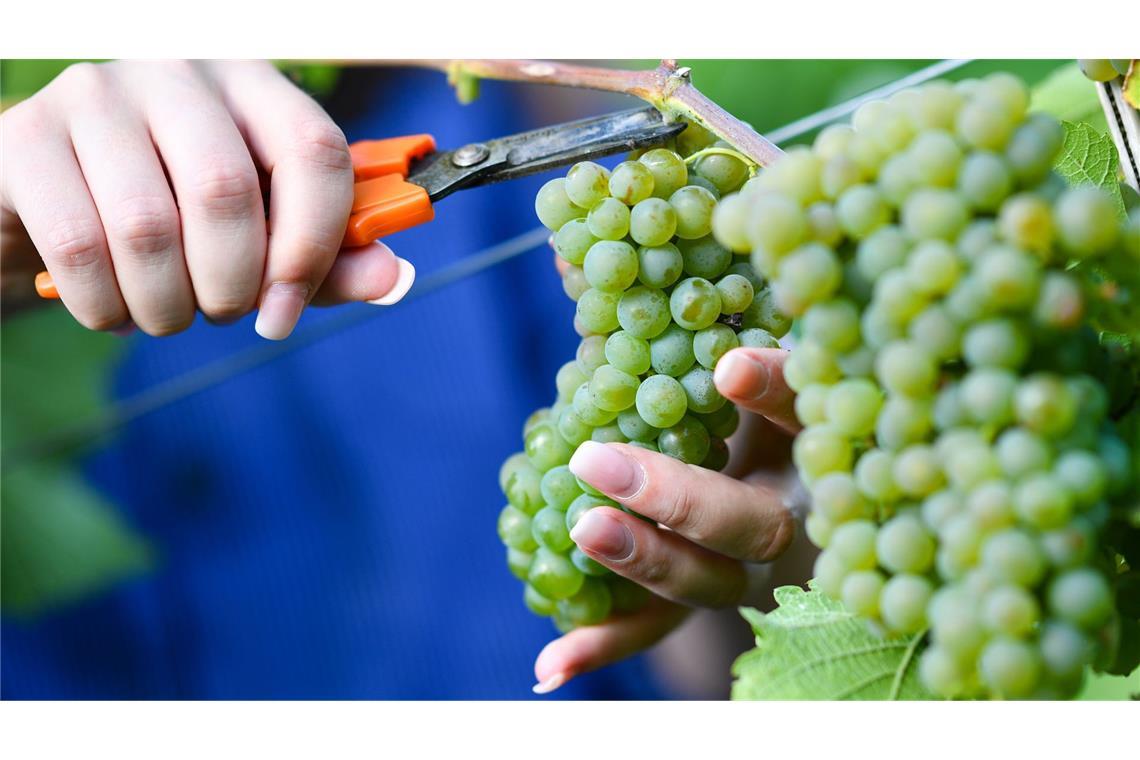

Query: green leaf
left=1055, top=121, right=1126, bottom=217
left=732, top=585, right=933, bottom=700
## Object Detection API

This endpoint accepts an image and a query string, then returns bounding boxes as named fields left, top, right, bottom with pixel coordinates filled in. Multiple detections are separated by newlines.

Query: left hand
left=531, top=341, right=807, bottom=694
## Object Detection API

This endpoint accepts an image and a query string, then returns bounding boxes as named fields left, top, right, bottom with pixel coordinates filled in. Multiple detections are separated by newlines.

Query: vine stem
left=389, top=59, right=785, bottom=167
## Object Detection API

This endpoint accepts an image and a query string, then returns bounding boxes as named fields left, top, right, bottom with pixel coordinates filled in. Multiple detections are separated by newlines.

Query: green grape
left=962, top=318, right=1029, bottom=369
left=959, top=367, right=1017, bottom=427
left=814, top=123, right=855, bottom=160
left=944, top=275, right=995, bottom=324
left=947, top=443, right=1001, bottom=492
left=805, top=511, right=835, bottom=547
left=557, top=577, right=613, bottom=626
left=821, top=154, right=863, bottom=199
left=570, top=547, right=609, bottom=577
left=782, top=339, right=841, bottom=391
left=554, top=218, right=599, bottom=266
left=715, top=274, right=755, bottom=314
left=583, top=240, right=638, bottom=293
left=738, top=328, right=781, bottom=349
left=556, top=360, right=590, bottom=401
left=616, top=286, right=671, bottom=340
left=679, top=365, right=725, bottom=414
left=698, top=403, right=740, bottom=439
left=669, top=277, right=722, bottom=330
left=523, top=408, right=550, bottom=437
left=525, top=421, right=574, bottom=472
left=875, top=396, right=934, bottom=451
left=616, top=407, right=659, bottom=443
left=921, top=490, right=964, bottom=532
left=657, top=416, right=710, bottom=464
left=880, top=574, right=933, bottom=634
left=693, top=148, right=749, bottom=195
left=635, top=373, right=688, bottom=429
left=902, top=188, right=969, bottom=240
left=893, top=445, right=945, bottom=497
left=872, top=270, right=927, bottom=325
left=905, top=240, right=961, bottom=296
left=710, top=193, right=753, bottom=252
left=1005, top=114, right=1063, bottom=185
left=855, top=225, right=910, bottom=280
left=528, top=547, right=585, bottom=600
left=1033, top=272, right=1085, bottom=329
left=903, top=80, right=964, bottom=131
left=608, top=575, right=651, bottom=613
left=604, top=331, right=652, bottom=375
left=693, top=324, right=739, bottom=369
left=997, top=193, right=1054, bottom=254
left=876, top=153, right=916, bottom=206
left=835, top=184, right=890, bottom=239
left=919, top=646, right=969, bottom=698
left=794, top=426, right=854, bottom=483
left=877, top=513, right=936, bottom=573
left=1054, top=186, right=1120, bottom=256
left=627, top=440, right=659, bottom=453
left=956, top=97, right=1016, bottom=150
left=795, top=383, right=829, bottom=425
left=1047, top=568, right=1113, bottom=630
left=974, top=245, right=1041, bottom=308
left=686, top=174, right=722, bottom=198
left=500, top=451, right=530, bottom=493
left=745, top=194, right=808, bottom=262
left=564, top=161, right=611, bottom=209
left=774, top=243, right=842, bottom=315
left=609, top=160, right=655, bottom=205
left=586, top=197, right=631, bottom=241
left=1039, top=621, right=1095, bottom=678
left=636, top=243, right=684, bottom=288
left=498, top=505, right=538, bottom=552
left=813, top=550, right=849, bottom=598
left=629, top=197, right=678, bottom=246
left=957, top=151, right=1014, bottom=211
left=1013, top=473, right=1073, bottom=530
left=1053, top=450, right=1107, bottom=508
left=981, top=585, right=1039, bottom=637
left=1077, top=58, right=1119, bottom=82
left=805, top=201, right=843, bottom=246
left=1040, top=518, right=1095, bottom=569
left=532, top=505, right=574, bottom=552
left=565, top=493, right=616, bottom=532
left=575, top=288, right=621, bottom=334
left=841, top=569, right=885, bottom=618
left=649, top=324, right=696, bottom=377
left=562, top=265, right=589, bottom=301
left=855, top=449, right=902, bottom=503
left=963, top=479, right=1013, bottom=532
left=639, top=148, right=688, bottom=199
left=829, top=520, right=878, bottom=570
left=825, top=378, right=882, bottom=438
left=981, top=529, right=1046, bottom=587
left=1014, top=374, right=1077, bottom=437
left=979, top=637, right=1041, bottom=699
left=541, top=465, right=583, bottom=510
left=875, top=341, right=938, bottom=398
left=742, top=287, right=793, bottom=338
left=504, top=460, right=544, bottom=515
left=572, top=382, right=617, bottom=426
left=678, top=236, right=732, bottom=279
left=524, top=584, right=557, bottom=616
left=506, top=547, right=533, bottom=581
left=909, top=304, right=962, bottom=361
left=702, top=437, right=730, bottom=471
left=802, top=299, right=861, bottom=353
left=557, top=407, right=592, bottom=447
left=908, top=129, right=962, bottom=187
left=535, top=178, right=587, bottom=230
left=670, top=185, right=718, bottom=239
left=588, top=365, right=639, bottom=413
left=576, top=334, right=608, bottom=374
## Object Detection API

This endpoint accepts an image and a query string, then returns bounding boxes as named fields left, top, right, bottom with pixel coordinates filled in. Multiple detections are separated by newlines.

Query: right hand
left=0, top=60, right=415, bottom=339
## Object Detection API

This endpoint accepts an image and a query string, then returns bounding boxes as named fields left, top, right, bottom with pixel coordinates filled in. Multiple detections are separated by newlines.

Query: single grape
left=907, top=129, right=962, bottom=187
left=855, top=225, right=910, bottom=280
left=710, top=193, right=753, bottom=253
left=678, top=235, right=732, bottom=280
left=524, top=421, right=574, bottom=472
left=693, top=149, right=749, bottom=195
left=604, top=331, right=652, bottom=376
left=556, top=361, right=589, bottom=401
left=670, top=185, right=718, bottom=239
left=829, top=520, right=878, bottom=570
left=825, top=378, right=882, bottom=438
left=962, top=318, right=1030, bottom=370
left=562, top=265, right=589, bottom=302
left=981, top=585, right=1039, bottom=637
left=669, top=277, right=722, bottom=331
left=576, top=334, right=608, bottom=374
left=616, top=407, right=659, bottom=443
left=528, top=547, right=586, bottom=601
left=919, top=646, right=969, bottom=698
left=588, top=365, right=639, bottom=413
left=738, top=327, right=781, bottom=349
left=875, top=341, right=938, bottom=398
left=893, top=445, right=945, bottom=498
left=959, top=367, right=1017, bottom=427
left=702, top=437, right=730, bottom=471
left=639, top=148, right=688, bottom=199
left=774, top=243, right=842, bottom=315
left=564, top=161, right=611, bottom=209
left=745, top=194, right=808, bottom=262
left=957, top=150, right=1014, bottom=211
left=1005, top=114, right=1063, bottom=185
left=841, top=569, right=885, bottom=618
left=616, top=286, right=671, bottom=340
left=629, top=197, right=678, bottom=247
left=879, top=574, right=933, bottom=634
left=570, top=547, right=610, bottom=577
left=794, top=425, right=855, bottom=484
left=557, top=577, right=613, bottom=626
left=802, top=299, right=861, bottom=353
left=506, top=547, right=533, bottom=581
left=649, top=324, right=696, bottom=377
left=979, top=637, right=1041, bottom=699
left=565, top=493, right=616, bottom=532
left=693, top=324, right=740, bottom=369
left=875, top=396, right=934, bottom=451
left=535, top=178, right=587, bottom=230
left=836, top=184, right=890, bottom=239
left=586, top=197, right=631, bottom=241
left=572, top=382, right=617, bottom=427
left=657, top=416, right=711, bottom=464
left=998, top=193, right=1054, bottom=254
left=697, top=402, right=740, bottom=439
left=679, top=365, right=726, bottom=414
left=855, top=449, right=903, bottom=503
left=795, top=383, right=829, bottom=426
left=981, top=529, right=1046, bottom=587
left=782, top=339, right=841, bottom=391
left=1033, top=272, right=1085, bottom=329
left=583, top=240, right=639, bottom=293
left=1047, top=568, right=1113, bottom=630
left=1077, top=59, right=1119, bottom=82
left=1054, top=186, right=1119, bottom=256
left=909, top=304, right=962, bottom=361
left=956, top=97, right=1016, bottom=151
left=540, top=465, right=583, bottom=510
left=974, top=245, right=1041, bottom=307
left=714, top=274, right=755, bottom=314
left=905, top=240, right=961, bottom=296
left=1039, top=621, right=1095, bottom=679
left=498, top=504, right=538, bottom=552
left=532, top=505, right=574, bottom=552
left=608, top=160, right=655, bottom=205
left=1014, top=374, right=1078, bottom=437
left=635, top=373, right=688, bottom=429
left=877, top=513, right=936, bottom=573
left=741, top=287, right=793, bottom=338
left=524, top=584, right=557, bottom=616
left=575, top=288, right=621, bottom=334
left=901, top=188, right=969, bottom=240
left=557, top=407, right=592, bottom=447
left=554, top=218, right=599, bottom=266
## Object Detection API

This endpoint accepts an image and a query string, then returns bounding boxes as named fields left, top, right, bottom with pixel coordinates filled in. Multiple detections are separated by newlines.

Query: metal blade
left=408, top=107, right=685, bottom=201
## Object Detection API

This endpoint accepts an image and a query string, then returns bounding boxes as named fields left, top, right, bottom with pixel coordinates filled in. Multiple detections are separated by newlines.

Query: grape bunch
left=497, top=138, right=789, bottom=632
left=712, top=73, right=1140, bottom=699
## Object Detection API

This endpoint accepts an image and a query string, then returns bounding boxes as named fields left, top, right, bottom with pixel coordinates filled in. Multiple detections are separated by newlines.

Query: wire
left=6, top=59, right=978, bottom=466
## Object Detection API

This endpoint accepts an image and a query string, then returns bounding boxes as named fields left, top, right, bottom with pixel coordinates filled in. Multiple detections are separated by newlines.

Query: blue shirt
left=1, top=69, right=668, bottom=699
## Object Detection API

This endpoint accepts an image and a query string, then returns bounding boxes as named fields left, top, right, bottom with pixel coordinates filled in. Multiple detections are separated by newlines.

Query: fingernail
left=714, top=351, right=769, bottom=400
left=255, top=282, right=309, bottom=340
left=570, top=509, right=634, bottom=562
left=532, top=672, right=567, bottom=695
left=111, top=321, right=136, bottom=337
left=367, top=257, right=415, bottom=306
left=569, top=441, right=645, bottom=498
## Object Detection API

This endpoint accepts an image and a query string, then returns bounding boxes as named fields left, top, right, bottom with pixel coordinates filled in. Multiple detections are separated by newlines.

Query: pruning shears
left=34, top=107, right=685, bottom=299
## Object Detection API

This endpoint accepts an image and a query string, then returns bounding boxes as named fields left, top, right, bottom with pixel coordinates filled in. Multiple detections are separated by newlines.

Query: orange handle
left=34, top=133, right=437, bottom=300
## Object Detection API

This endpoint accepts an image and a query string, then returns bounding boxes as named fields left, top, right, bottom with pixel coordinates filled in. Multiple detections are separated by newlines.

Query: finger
left=532, top=595, right=689, bottom=694
left=132, top=61, right=268, bottom=324
left=568, top=441, right=796, bottom=562
left=67, top=72, right=194, bottom=335
left=553, top=250, right=570, bottom=277
left=207, top=61, right=356, bottom=339
left=311, top=242, right=413, bottom=306
left=713, top=346, right=800, bottom=433
left=570, top=506, right=747, bottom=608
left=0, top=89, right=127, bottom=331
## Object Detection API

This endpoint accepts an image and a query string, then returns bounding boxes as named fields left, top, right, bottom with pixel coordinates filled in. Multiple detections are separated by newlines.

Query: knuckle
left=188, top=162, right=261, bottom=219
left=55, top=62, right=108, bottom=94
left=78, top=308, right=129, bottom=333
left=286, top=119, right=352, bottom=173
left=2, top=98, right=51, bottom=140
left=136, top=308, right=195, bottom=337
left=196, top=292, right=256, bottom=321
left=748, top=510, right=796, bottom=562
left=109, top=198, right=180, bottom=257
left=42, top=218, right=106, bottom=272
left=657, top=486, right=703, bottom=539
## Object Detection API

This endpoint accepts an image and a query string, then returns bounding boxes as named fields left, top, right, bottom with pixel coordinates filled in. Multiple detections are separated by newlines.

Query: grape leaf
left=732, top=585, right=933, bottom=700
left=1054, top=121, right=1126, bottom=217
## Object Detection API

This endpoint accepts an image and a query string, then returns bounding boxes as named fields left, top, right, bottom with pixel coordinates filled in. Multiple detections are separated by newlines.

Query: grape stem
left=398, top=59, right=785, bottom=167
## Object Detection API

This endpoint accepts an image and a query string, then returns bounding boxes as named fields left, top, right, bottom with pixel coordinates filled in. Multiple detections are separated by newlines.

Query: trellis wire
left=5, top=58, right=977, bottom=466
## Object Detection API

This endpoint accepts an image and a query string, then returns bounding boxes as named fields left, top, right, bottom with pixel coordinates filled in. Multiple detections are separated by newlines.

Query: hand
left=532, top=336, right=808, bottom=694
left=0, top=60, right=414, bottom=339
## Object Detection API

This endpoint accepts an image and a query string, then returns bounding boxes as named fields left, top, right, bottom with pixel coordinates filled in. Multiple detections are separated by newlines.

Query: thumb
left=713, top=347, right=800, bottom=433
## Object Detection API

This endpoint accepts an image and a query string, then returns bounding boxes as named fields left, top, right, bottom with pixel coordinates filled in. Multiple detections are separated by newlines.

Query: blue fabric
left=1, top=70, right=668, bottom=699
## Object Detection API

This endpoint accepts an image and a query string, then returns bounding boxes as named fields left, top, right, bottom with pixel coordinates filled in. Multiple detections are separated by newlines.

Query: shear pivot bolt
left=453, top=143, right=490, bottom=167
